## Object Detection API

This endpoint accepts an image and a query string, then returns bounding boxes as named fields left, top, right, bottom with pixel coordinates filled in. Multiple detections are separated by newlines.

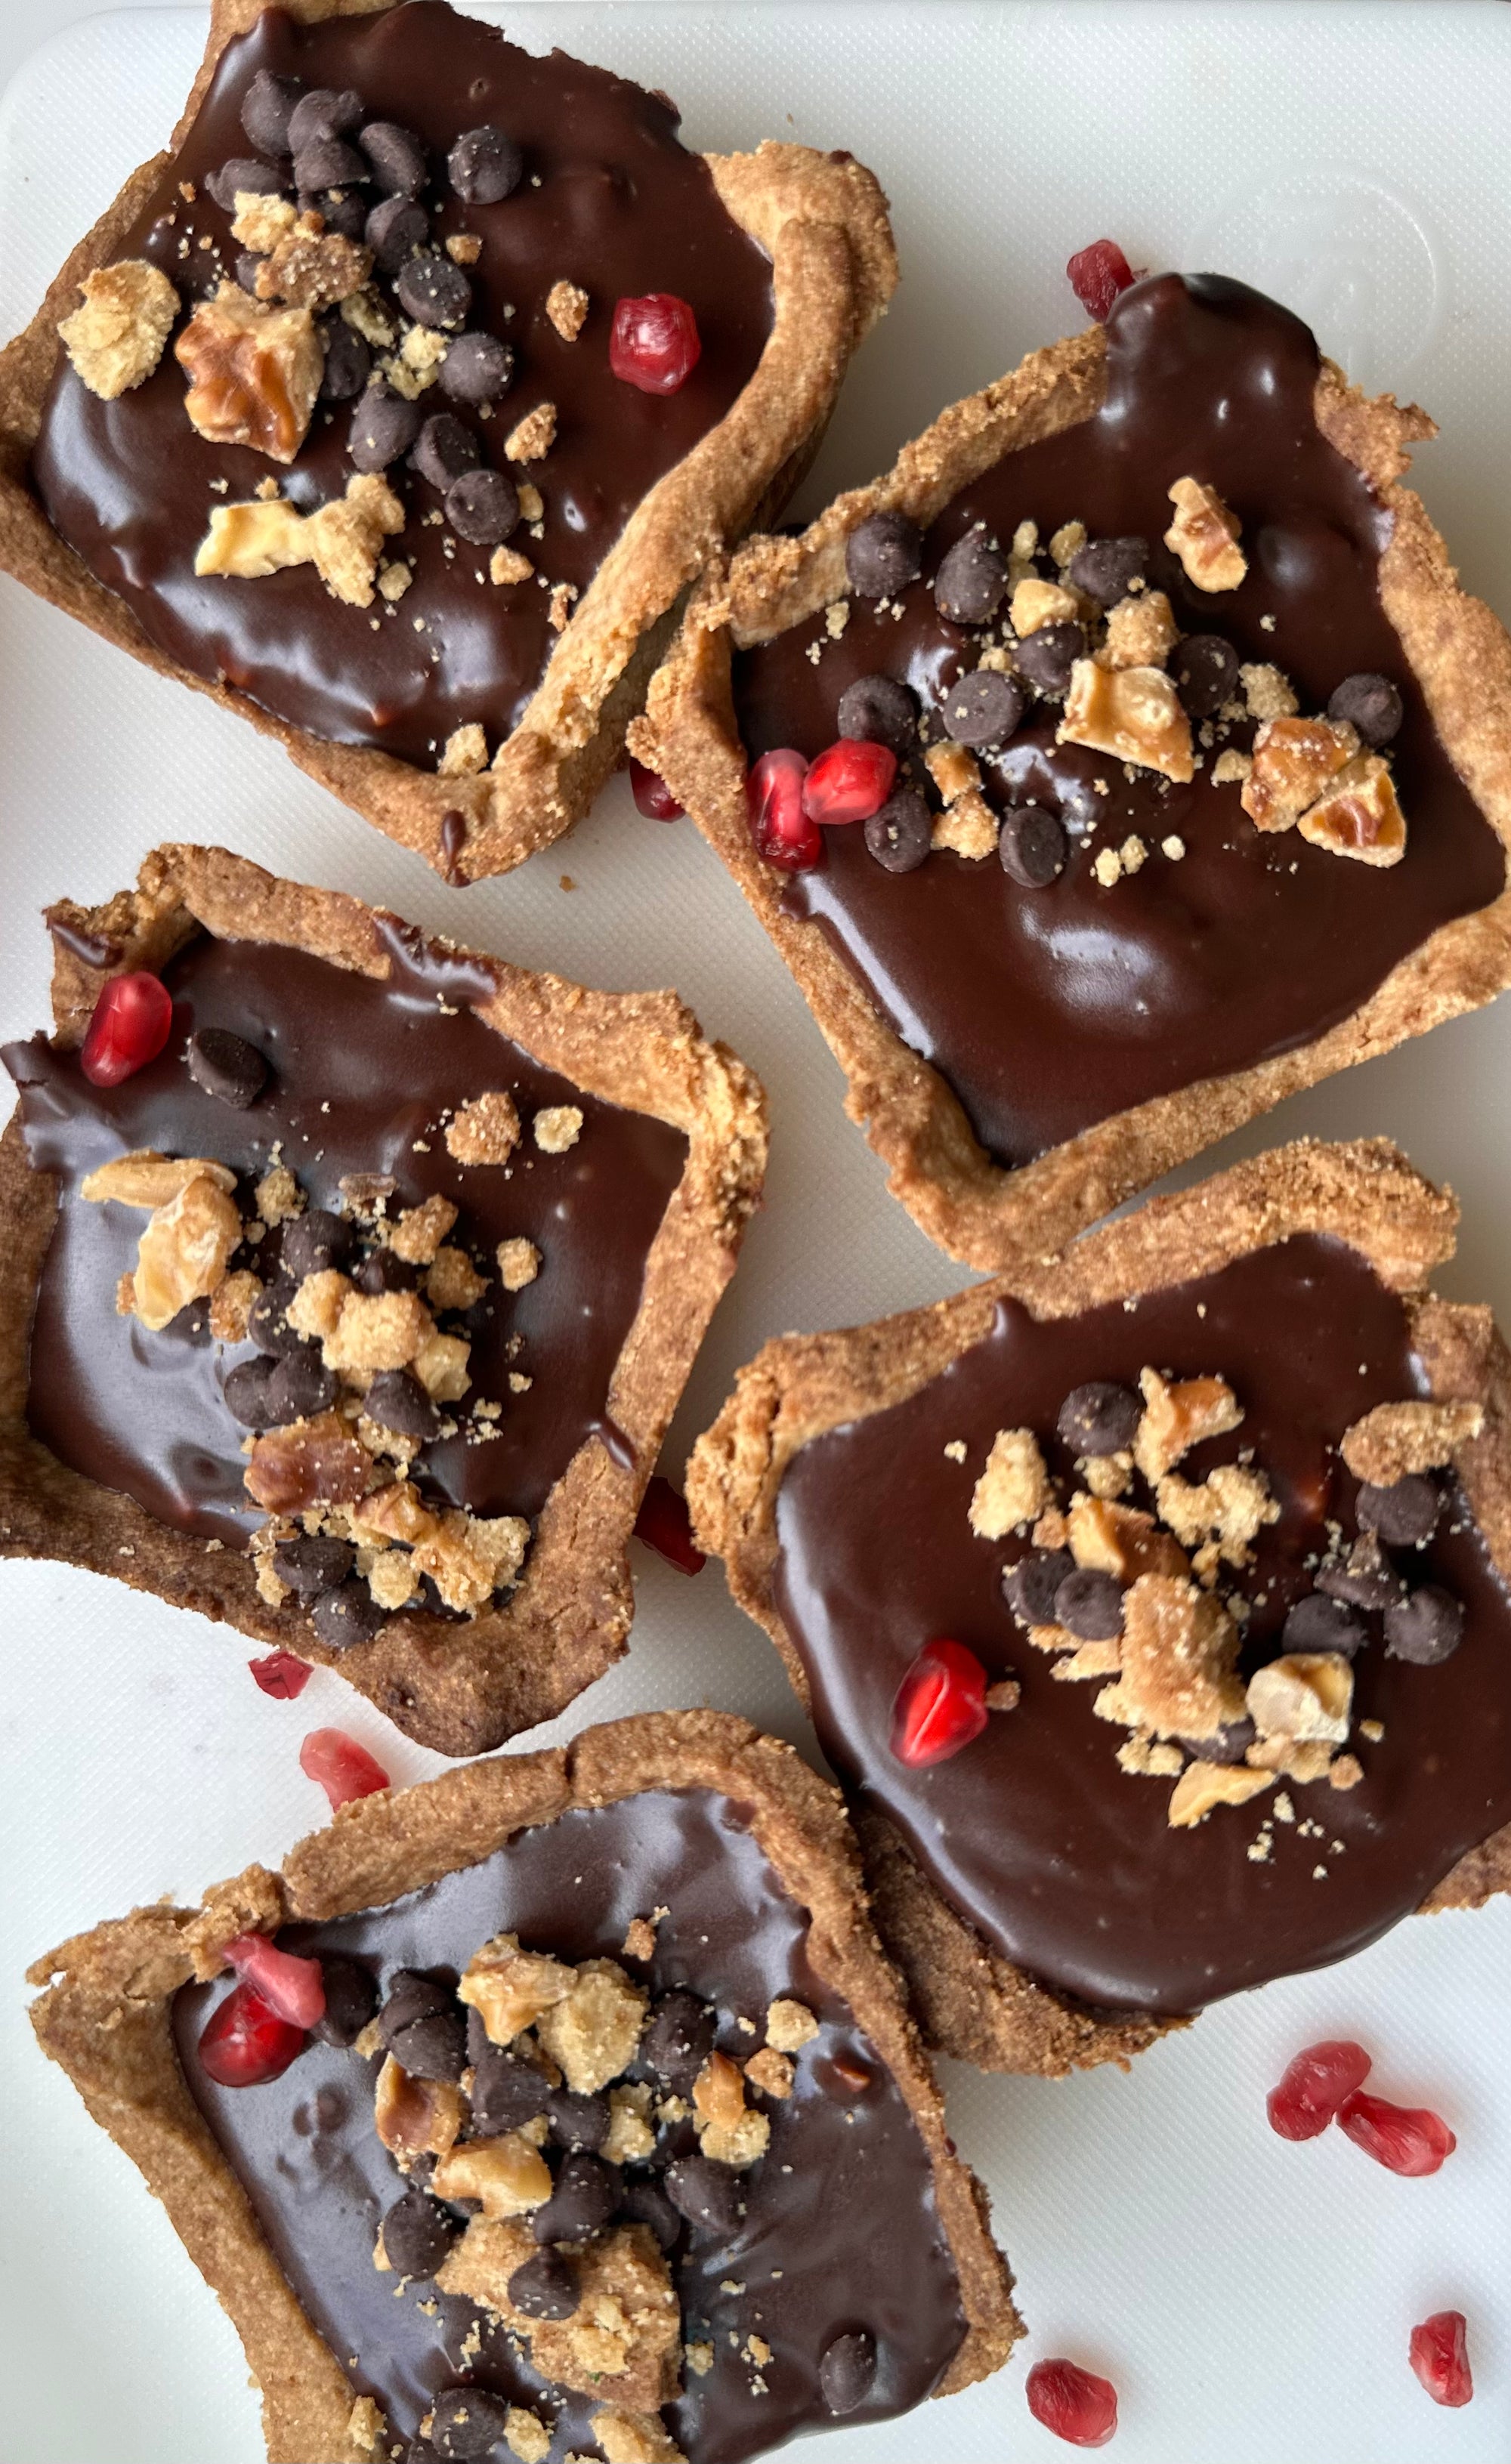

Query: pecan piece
left=1164, top=477, right=1246, bottom=591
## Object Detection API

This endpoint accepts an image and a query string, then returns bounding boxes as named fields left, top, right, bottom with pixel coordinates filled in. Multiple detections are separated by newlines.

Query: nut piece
left=1068, top=1493, right=1189, bottom=1584
left=506, top=401, right=558, bottom=462
left=209, top=1267, right=262, bottom=1343
left=923, top=741, right=981, bottom=804
left=131, top=1174, right=242, bottom=1331
left=410, top=1332, right=472, bottom=1404
left=447, top=1091, right=521, bottom=1166
left=1058, top=659, right=1194, bottom=783
left=374, top=2055, right=464, bottom=2157
left=496, top=1237, right=541, bottom=1290
left=244, top=1412, right=372, bottom=1513
left=458, top=1932, right=575, bottom=2043
left=765, top=1997, right=818, bottom=2053
left=931, top=789, right=998, bottom=860
left=743, top=2047, right=794, bottom=2101
left=533, top=1106, right=582, bottom=1155
left=545, top=279, right=589, bottom=340
left=1241, top=716, right=1357, bottom=833
left=1340, top=1399, right=1484, bottom=1485
left=196, top=471, right=404, bottom=607
left=1247, top=1651, right=1354, bottom=1743
left=438, top=723, right=488, bottom=777
left=535, top=1959, right=647, bottom=2094
left=1155, top=1464, right=1278, bottom=1567
left=1117, top=1574, right=1248, bottom=1740
left=175, top=283, right=323, bottom=463
left=81, top=1150, right=236, bottom=1209
left=1167, top=1762, right=1274, bottom=1829
left=411, top=1508, right=526, bottom=1611
left=969, top=1427, right=1050, bottom=1539
left=1100, top=589, right=1178, bottom=672
left=1164, top=477, right=1247, bottom=591
left=1297, top=755, right=1407, bottom=866
left=693, top=2052, right=771, bottom=2168
left=431, top=2133, right=553, bottom=2217
left=1133, top=1366, right=1244, bottom=1483
left=59, top=258, right=178, bottom=398
left=1010, top=576, right=1080, bottom=636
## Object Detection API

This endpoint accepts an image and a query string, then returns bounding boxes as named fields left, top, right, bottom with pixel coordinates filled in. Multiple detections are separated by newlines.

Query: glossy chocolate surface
left=174, top=1789, right=966, bottom=2460
left=772, top=1237, right=1511, bottom=2013
left=32, top=2, right=773, bottom=765
left=3, top=930, right=686, bottom=1541
left=734, top=278, right=1505, bottom=1166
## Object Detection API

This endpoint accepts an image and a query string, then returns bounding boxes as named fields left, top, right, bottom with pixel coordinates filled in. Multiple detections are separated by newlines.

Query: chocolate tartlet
left=0, top=0, right=895, bottom=883
left=688, top=1141, right=1511, bottom=2073
left=638, top=273, right=1511, bottom=1269
left=0, top=845, right=767, bottom=1753
left=28, top=1712, right=1020, bottom=2463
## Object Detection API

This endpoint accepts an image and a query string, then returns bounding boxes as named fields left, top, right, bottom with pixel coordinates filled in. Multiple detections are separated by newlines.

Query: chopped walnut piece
left=490, top=545, right=534, bottom=585
left=196, top=471, right=404, bottom=606
left=592, top=2410, right=686, bottom=2464
left=411, top=1506, right=526, bottom=1610
left=131, top=1175, right=242, bottom=1331
left=286, top=1268, right=351, bottom=1344
left=351, top=1479, right=435, bottom=1548
left=447, top=1092, right=521, bottom=1166
left=459, top=1932, right=575, bottom=2043
left=765, top=1997, right=818, bottom=2053
left=388, top=1193, right=459, bottom=1264
left=411, top=1331, right=472, bottom=1403
left=1340, top=1398, right=1484, bottom=1484
left=441, top=2219, right=681, bottom=2410
left=923, top=741, right=981, bottom=804
left=427, top=1246, right=489, bottom=1311
left=1010, top=576, right=1080, bottom=635
left=693, top=2052, right=771, bottom=2168
left=323, top=1289, right=432, bottom=1378
left=1297, top=755, right=1407, bottom=867
left=209, top=1267, right=262, bottom=1343
left=1068, top=1493, right=1189, bottom=1584
left=545, top=279, right=589, bottom=340
left=81, top=1150, right=236, bottom=1209
left=533, top=1105, right=582, bottom=1154
left=1167, top=1762, right=1274, bottom=1828
left=1241, top=716, right=1357, bottom=833
left=536, top=1959, right=647, bottom=2093
left=1118, top=1573, right=1248, bottom=1740
left=1163, top=477, right=1247, bottom=591
left=1133, top=1366, right=1244, bottom=1482
left=1100, top=588, right=1179, bottom=672
left=256, top=215, right=370, bottom=312
left=176, top=283, right=323, bottom=463
left=1155, top=1464, right=1278, bottom=1567
left=496, top=1237, right=541, bottom=1290
left=1247, top=1650, right=1354, bottom=1743
left=969, top=1427, right=1050, bottom=1538
left=245, top=1412, right=372, bottom=1513
left=375, top=2054, right=463, bottom=2157
left=432, top=2132, right=553, bottom=2217
left=1059, top=659, right=1194, bottom=783
left=1240, top=662, right=1298, bottom=721
left=439, top=723, right=488, bottom=777
left=743, top=2047, right=794, bottom=2101
left=506, top=401, right=558, bottom=462
left=931, top=789, right=997, bottom=860
left=59, top=258, right=178, bottom=398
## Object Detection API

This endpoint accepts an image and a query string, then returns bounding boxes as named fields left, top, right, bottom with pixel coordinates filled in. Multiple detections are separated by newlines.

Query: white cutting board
left=1, top=7, right=1509, bottom=2461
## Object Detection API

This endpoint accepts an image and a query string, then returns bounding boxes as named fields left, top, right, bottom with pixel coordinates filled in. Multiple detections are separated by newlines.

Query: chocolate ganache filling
left=771, top=1237, right=1511, bottom=2015
left=2, top=930, right=686, bottom=1549
left=174, top=1789, right=966, bottom=2462
left=733, top=276, right=1505, bottom=1168
left=31, top=2, right=773, bottom=765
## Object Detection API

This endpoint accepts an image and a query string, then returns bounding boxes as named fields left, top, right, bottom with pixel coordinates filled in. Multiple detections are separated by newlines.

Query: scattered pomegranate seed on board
left=610, top=292, right=701, bottom=393
left=1066, top=239, right=1136, bottom=322
left=196, top=1981, right=306, bottom=2088
left=299, top=1727, right=391, bottom=1811
left=1026, top=2357, right=1119, bottom=2447
left=890, top=1638, right=990, bottom=1767
left=629, top=758, right=684, bottom=819
left=1337, top=2089, right=1457, bottom=2177
left=249, top=1649, right=312, bottom=1700
left=79, top=971, right=172, bottom=1086
left=633, top=1474, right=706, bottom=1574
left=222, top=1932, right=327, bottom=2031
left=1266, top=2039, right=1371, bottom=2139
left=746, top=747, right=821, bottom=870
left=802, top=739, right=897, bottom=825
left=1409, top=2311, right=1472, bottom=2407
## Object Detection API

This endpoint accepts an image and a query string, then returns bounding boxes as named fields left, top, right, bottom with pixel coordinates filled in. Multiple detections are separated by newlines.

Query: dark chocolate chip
left=532, top=2151, right=618, bottom=2244
left=664, top=2152, right=746, bottom=2236
left=1003, top=1546, right=1075, bottom=1630
left=365, top=193, right=429, bottom=273
left=292, top=138, right=369, bottom=195
left=1384, top=1584, right=1465, bottom=1666
left=940, top=668, right=1024, bottom=749
left=1068, top=533, right=1149, bottom=606
left=1180, top=1716, right=1259, bottom=1765
left=1327, top=671, right=1403, bottom=748
left=448, top=125, right=524, bottom=205
left=249, top=1274, right=304, bottom=1357
left=388, top=2005, right=468, bottom=2083
left=411, top=412, right=480, bottom=491
left=280, top=1209, right=353, bottom=1280
left=364, top=1367, right=441, bottom=1441
left=349, top=383, right=423, bottom=472
left=319, top=316, right=371, bottom=400
left=355, top=1246, right=417, bottom=1295
left=267, top=1342, right=339, bottom=1422
left=506, top=2247, right=579, bottom=2319
left=548, top=2088, right=610, bottom=2153
left=287, top=87, right=365, bottom=152
left=241, top=70, right=303, bottom=159
left=440, top=331, right=515, bottom=407
left=307, top=188, right=367, bottom=241
left=836, top=672, right=918, bottom=752
left=999, top=804, right=1067, bottom=887
left=396, top=252, right=471, bottom=329
left=311, top=1953, right=376, bottom=2046
left=1174, top=632, right=1239, bottom=718
left=469, top=2043, right=552, bottom=2135
left=820, top=2327, right=877, bottom=2416
left=642, top=1988, right=717, bottom=2092
left=1356, top=1472, right=1441, bottom=1548
left=933, top=529, right=1009, bottom=625
left=1054, top=1567, right=1125, bottom=1641
left=430, top=2386, right=514, bottom=2462
left=273, top=1534, right=356, bottom=1595
left=205, top=158, right=284, bottom=212
left=864, top=788, right=932, bottom=874
left=1013, top=619, right=1084, bottom=696
left=360, top=121, right=428, bottom=197
left=223, top=1355, right=282, bottom=1430
left=619, top=2175, right=681, bottom=2252
left=310, top=1579, right=386, bottom=1650
left=381, top=1971, right=453, bottom=2043
left=845, top=511, right=923, bottom=600
left=382, top=2186, right=460, bottom=2279
left=1281, top=1592, right=1368, bottom=1658
left=1317, top=1531, right=1404, bottom=1613
left=445, top=466, right=518, bottom=547
left=235, top=252, right=266, bottom=295
left=1057, top=1380, right=1141, bottom=1456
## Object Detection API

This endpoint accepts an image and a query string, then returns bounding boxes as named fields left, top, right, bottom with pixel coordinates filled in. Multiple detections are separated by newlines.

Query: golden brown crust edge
left=685, top=1138, right=1511, bottom=2073
left=27, top=1710, right=1021, bottom=2464
left=0, top=844, right=768, bottom=1755
left=635, top=323, right=1511, bottom=1273
left=0, top=0, right=897, bottom=887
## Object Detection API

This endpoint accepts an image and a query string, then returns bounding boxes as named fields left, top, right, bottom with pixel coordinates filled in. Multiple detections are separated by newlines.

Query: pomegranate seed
left=891, top=1638, right=990, bottom=1768
left=299, top=1726, right=391, bottom=1811
left=1026, top=2357, right=1119, bottom=2448
left=1266, top=2039, right=1372, bottom=2140
left=79, top=971, right=173, bottom=1086
left=197, top=1980, right=306, bottom=2088
left=802, top=739, right=898, bottom=826
left=747, top=747, right=822, bottom=872
left=1409, top=2311, right=1472, bottom=2408
left=629, top=758, right=683, bottom=820
left=633, top=1474, right=706, bottom=1575
left=1067, top=239, right=1136, bottom=323
left=610, top=293, right=701, bottom=394
left=249, top=1648, right=312, bottom=1700
left=222, top=1931, right=327, bottom=2031
left=1337, top=2089, right=1457, bottom=2177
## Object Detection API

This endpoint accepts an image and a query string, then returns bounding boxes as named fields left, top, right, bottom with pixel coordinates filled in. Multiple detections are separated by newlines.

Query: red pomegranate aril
left=222, top=1931, right=327, bottom=2030
left=1266, top=2038, right=1371, bottom=2140
left=299, top=1726, right=391, bottom=1811
left=1067, top=239, right=1136, bottom=323
left=747, top=747, right=821, bottom=872
left=1337, top=2089, right=1457, bottom=2176
left=802, top=739, right=898, bottom=826
left=249, top=1647, right=313, bottom=1700
left=1026, top=2357, right=1119, bottom=2448
left=633, top=1474, right=706, bottom=1575
left=1409, top=2311, right=1472, bottom=2408
left=629, top=758, right=683, bottom=820
left=610, top=292, right=702, bottom=394
left=79, top=971, right=173, bottom=1086
left=197, top=1980, right=306, bottom=2088
left=891, top=1638, right=990, bottom=1768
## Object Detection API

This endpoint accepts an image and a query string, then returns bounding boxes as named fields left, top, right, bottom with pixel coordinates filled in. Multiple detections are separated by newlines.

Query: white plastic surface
left=2, top=7, right=1510, bottom=2460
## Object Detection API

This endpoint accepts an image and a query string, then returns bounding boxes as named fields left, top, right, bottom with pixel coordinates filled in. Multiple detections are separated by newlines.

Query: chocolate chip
left=382, top=2186, right=459, bottom=2279
left=1356, top=1472, right=1441, bottom=1548
left=820, top=2328, right=877, bottom=2416
left=836, top=672, right=918, bottom=752
left=360, top=120, right=428, bottom=197
left=619, top=2175, right=681, bottom=2252
left=934, top=530, right=1009, bottom=625
left=381, top=1972, right=451, bottom=2041
left=665, top=2152, right=746, bottom=2236
left=445, top=466, right=518, bottom=546
left=1068, top=534, right=1148, bottom=606
left=940, top=668, right=1024, bottom=749
left=319, top=316, right=371, bottom=400
left=1317, top=1531, right=1404, bottom=1613
left=1180, top=1716, right=1259, bottom=1764
left=287, top=88, right=365, bottom=152
left=311, top=1953, right=376, bottom=2046
left=241, top=71, right=303, bottom=158
left=440, top=331, right=515, bottom=406
left=279, top=1209, right=350, bottom=1280
left=223, top=1355, right=281, bottom=1429
left=411, top=412, right=480, bottom=491
left=273, top=1533, right=355, bottom=1595
left=307, top=189, right=367, bottom=241
left=310, top=1579, right=386, bottom=1650
left=1384, top=1584, right=1465, bottom=1666
left=642, top=1988, right=716, bottom=2092
left=397, top=252, right=472, bottom=330
left=355, top=1246, right=417, bottom=1294
left=1174, top=633, right=1239, bottom=718
left=1328, top=672, right=1403, bottom=748
left=548, top=2088, right=610, bottom=2153
left=1058, top=1380, right=1141, bottom=1456
left=267, top=1342, right=339, bottom=1422
left=235, top=252, right=266, bottom=295
left=1003, top=1546, right=1074, bottom=1629
left=1281, top=1592, right=1368, bottom=1658
left=293, top=138, right=369, bottom=195
left=249, top=1275, right=304, bottom=1356
left=507, top=2247, right=579, bottom=2319
left=864, top=788, right=932, bottom=873
left=845, top=512, right=923, bottom=600
left=533, top=2151, right=618, bottom=2243
left=389, top=2005, right=468, bottom=2083
left=470, top=2043, right=552, bottom=2135
left=205, top=158, right=284, bottom=212
left=1055, top=1567, right=1124, bottom=1641
left=363, top=1366, right=441, bottom=1441
left=1014, top=620, right=1083, bottom=696
left=448, top=125, right=524, bottom=205
left=999, top=804, right=1067, bottom=887
left=430, top=2386, right=514, bottom=2462
left=349, top=383, right=423, bottom=472
left=365, top=193, right=429, bottom=273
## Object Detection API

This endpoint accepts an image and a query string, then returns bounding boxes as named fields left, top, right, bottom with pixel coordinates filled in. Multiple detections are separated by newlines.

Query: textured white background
left=2, top=6, right=1510, bottom=2460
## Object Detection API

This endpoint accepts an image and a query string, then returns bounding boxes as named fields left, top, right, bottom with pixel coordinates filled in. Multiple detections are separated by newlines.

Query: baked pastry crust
left=686, top=1138, right=1511, bottom=2073
left=636, top=326, right=1511, bottom=1271
left=0, top=0, right=896, bottom=885
left=0, top=843, right=768, bottom=1754
left=26, top=1707, right=1022, bottom=2463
